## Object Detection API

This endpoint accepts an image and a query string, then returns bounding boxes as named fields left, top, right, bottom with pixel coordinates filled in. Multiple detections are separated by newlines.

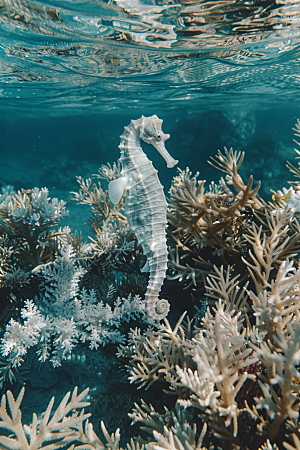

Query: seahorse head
left=131, top=115, right=178, bottom=168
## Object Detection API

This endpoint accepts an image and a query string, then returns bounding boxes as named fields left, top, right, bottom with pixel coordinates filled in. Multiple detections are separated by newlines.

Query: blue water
left=1, top=0, right=300, bottom=443
left=1, top=0, right=300, bottom=202
left=2, top=0, right=300, bottom=113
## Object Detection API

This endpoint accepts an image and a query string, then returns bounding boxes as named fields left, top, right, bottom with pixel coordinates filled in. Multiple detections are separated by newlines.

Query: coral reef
left=2, top=118, right=300, bottom=450
left=1, top=246, right=147, bottom=368
left=123, top=259, right=300, bottom=448
left=0, top=386, right=105, bottom=450
left=167, top=147, right=300, bottom=317
left=0, top=186, right=69, bottom=331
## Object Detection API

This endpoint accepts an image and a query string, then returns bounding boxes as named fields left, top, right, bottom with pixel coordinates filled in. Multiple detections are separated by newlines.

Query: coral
left=0, top=188, right=68, bottom=254
left=4, top=118, right=300, bottom=450
left=122, top=259, right=300, bottom=448
left=0, top=159, right=154, bottom=384
left=167, top=147, right=300, bottom=319
left=81, top=271, right=148, bottom=309
left=119, top=119, right=300, bottom=447
left=166, top=148, right=264, bottom=300
left=118, top=312, right=195, bottom=393
left=0, top=246, right=147, bottom=368
left=0, top=187, right=71, bottom=331
left=71, top=165, right=127, bottom=233
left=0, top=386, right=124, bottom=450
left=0, top=386, right=91, bottom=450
left=177, top=301, right=257, bottom=439
left=87, top=224, right=145, bottom=274
left=168, top=148, right=262, bottom=254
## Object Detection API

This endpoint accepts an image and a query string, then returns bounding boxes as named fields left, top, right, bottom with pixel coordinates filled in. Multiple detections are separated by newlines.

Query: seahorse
left=108, top=115, right=178, bottom=320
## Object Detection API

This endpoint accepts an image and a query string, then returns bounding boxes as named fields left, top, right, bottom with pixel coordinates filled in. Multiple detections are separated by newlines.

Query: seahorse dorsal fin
left=108, top=177, right=127, bottom=205
left=141, top=259, right=150, bottom=273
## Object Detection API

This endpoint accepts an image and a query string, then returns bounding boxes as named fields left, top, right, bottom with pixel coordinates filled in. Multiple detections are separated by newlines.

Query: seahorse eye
left=156, top=131, right=162, bottom=140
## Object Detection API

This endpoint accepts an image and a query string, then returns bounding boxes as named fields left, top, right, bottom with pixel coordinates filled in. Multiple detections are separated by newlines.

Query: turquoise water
left=1, top=0, right=300, bottom=445
left=1, top=0, right=300, bottom=204
left=2, top=0, right=300, bottom=113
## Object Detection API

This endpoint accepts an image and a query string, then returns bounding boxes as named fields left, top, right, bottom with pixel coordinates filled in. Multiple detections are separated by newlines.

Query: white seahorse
left=108, top=115, right=178, bottom=320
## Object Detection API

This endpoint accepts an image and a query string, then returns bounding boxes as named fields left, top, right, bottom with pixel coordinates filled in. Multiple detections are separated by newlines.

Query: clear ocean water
left=2, top=0, right=300, bottom=207
left=1, top=0, right=300, bottom=443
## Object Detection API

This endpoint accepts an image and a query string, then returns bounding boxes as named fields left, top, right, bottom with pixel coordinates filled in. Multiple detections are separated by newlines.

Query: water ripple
left=1, top=0, right=300, bottom=113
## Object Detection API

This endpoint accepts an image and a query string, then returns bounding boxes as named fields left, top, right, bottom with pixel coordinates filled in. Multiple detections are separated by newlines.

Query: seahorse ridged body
left=108, top=115, right=178, bottom=320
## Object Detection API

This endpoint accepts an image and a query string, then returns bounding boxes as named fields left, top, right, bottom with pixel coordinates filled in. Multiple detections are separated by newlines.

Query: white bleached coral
left=0, top=386, right=120, bottom=450
left=177, top=300, right=258, bottom=438
left=1, top=245, right=146, bottom=367
left=0, top=187, right=68, bottom=228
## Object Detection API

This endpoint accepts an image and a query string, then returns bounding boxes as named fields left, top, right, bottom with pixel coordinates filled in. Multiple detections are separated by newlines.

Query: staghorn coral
left=168, top=148, right=262, bottom=255
left=120, top=259, right=300, bottom=449
left=0, top=386, right=90, bottom=449
left=167, top=147, right=300, bottom=319
left=0, top=386, right=123, bottom=450
left=123, top=290, right=257, bottom=447
left=0, top=384, right=207, bottom=450
left=167, top=148, right=263, bottom=300
left=118, top=312, right=196, bottom=393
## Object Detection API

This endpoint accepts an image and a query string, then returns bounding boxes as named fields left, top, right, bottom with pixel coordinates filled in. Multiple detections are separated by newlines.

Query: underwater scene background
left=2, top=1, right=300, bottom=449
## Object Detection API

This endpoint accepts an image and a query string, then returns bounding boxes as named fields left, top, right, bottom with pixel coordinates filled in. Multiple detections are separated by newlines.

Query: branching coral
left=168, top=148, right=262, bottom=256
left=178, top=300, right=258, bottom=439
left=123, top=254, right=300, bottom=449
left=167, top=147, right=300, bottom=320
left=118, top=312, right=196, bottom=393
left=0, top=187, right=68, bottom=268
left=0, top=187, right=72, bottom=331
left=0, top=246, right=147, bottom=368
left=87, top=224, right=145, bottom=274
left=0, top=386, right=120, bottom=450
left=242, top=207, right=300, bottom=295
left=248, top=320, right=300, bottom=438
left=167, top=148, right=264, bottom=298
left=0, top=162, right=152, bottom=388
left=130, top=401, right=207, bottom=450
left=0, top=387, right=89, bottom=449
left=124, top=296, right=258, bottom=447
left=3, top=120, right=300, bottom=450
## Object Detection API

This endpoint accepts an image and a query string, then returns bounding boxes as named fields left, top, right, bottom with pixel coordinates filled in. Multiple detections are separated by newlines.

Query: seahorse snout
left=152, top=139, right=178, bottom=168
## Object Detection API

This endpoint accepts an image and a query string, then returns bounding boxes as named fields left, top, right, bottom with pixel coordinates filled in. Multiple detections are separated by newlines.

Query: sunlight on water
left=1, top=0, right=300, bottom=113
